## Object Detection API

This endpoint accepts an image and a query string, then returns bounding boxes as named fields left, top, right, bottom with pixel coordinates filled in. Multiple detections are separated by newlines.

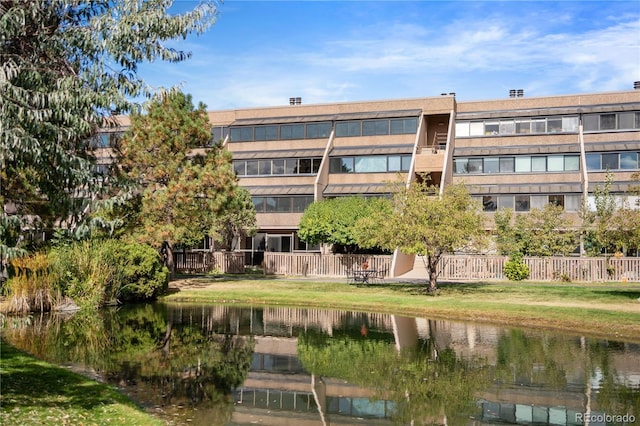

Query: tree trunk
left=427, top=255, right=439, bottom=293
left=166, top=242, right=176, bottom=280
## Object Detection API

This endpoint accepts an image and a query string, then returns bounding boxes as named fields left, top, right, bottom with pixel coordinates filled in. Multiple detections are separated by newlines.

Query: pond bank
left=162, top=276, right=640, bottom=343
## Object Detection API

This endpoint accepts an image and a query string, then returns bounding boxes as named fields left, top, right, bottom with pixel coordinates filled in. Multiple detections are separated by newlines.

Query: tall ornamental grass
left=2, top=240, right=169, bottom=313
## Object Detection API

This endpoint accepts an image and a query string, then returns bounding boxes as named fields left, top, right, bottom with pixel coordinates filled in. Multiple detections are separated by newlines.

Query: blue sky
left=138, top=1, right=640, bottom=110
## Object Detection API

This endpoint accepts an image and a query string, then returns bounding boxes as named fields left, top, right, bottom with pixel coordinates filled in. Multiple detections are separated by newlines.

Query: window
left=230, top=127, right=253, bottom=142
left=362, top=119, right=389, bottom=136
left=618, top=112, right=635, bottom=129
left=600, top=114, right=616, bottom=130
left=298, top=158, right=312, bottom=174
left=272, top=159, right=285, bottom=174
left=465, top=158, right=482, bottom=173
left=601, top=153, right=619, bottom=170
left=330, top=157, right=354, bottom=173
left=549, top=195, right=564, bottom=208
left=531, top=157, right=546, bottom=172
left=499, top=119, right=515, bottom=135
left=484, top=121, right=499, bottom=135
left=312, top=158, right=322, bottom=173
left=469, top=122, right=484, bottom=136
left=515, top=156, right=531, bottom=172
left=547, top=118, right=562, bottom=133
left=500, top=157, right=515, bottom=173
left=531, top=195, right=547, bottom=209
left=482, top=196, right=497, bottom=212
left=336, top=121, right=361, bottom=137
left=285, top=158, right=298, bottom=174
left=562, top=116, right=579, bottom=132
left=388, top=156, right=402, bottom=171
left=455, top=122, right=470, bottom=137
left=233, top=161, right=245, bottom=176
left=254, top=125, right=278, bottom=141
left=583, top=115, right=599, bottom=131
left=565, top=195, right=581, bottom=212
left=401, top=155, right=412, bottom=171
left=454, top=159, right=468, bottom=174
left=280, top=124, right=304, bottom=140
left=620, top=152, right=638, bottom=169
left=259, top=160, right=271, bottom=175
left=293, top=196, right=313, bottom=212
left=484, top=158, right=499, bottom=173
left=355, top=156, right=388, bottom=172
left=265, top=197, right=278, bottom=212
left=586, top=153, right=600, bottom=170
left=306, top=122, right=331, bottom=139
left=246, top=160, right=259, bottom=175
left=516, top=119, right=531, bottom=134
left=531, top=118, right=546, bottom=133
left=252, top=197, right=264, bottom=211
left=390, top=118, right=417, bottom=134
left=498, top=196, right=514, bottom=209
left=515, top=195, right=530, bottom=212
left=564, top=155, right=580, bottom=171
left=547, top=156, right=564, bottom=172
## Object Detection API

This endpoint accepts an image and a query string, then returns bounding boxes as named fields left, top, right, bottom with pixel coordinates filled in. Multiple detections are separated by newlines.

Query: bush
left=504, top=254, right=530, bottom=281
left=110, top=242, right=169, bottom=302
left=48, top=240, right=169, bottom=308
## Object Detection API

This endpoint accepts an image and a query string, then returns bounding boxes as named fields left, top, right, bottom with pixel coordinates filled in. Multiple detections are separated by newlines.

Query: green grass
left=0, top=340, right=163, bottom=426
left=163, top=277, right=640, bottom=342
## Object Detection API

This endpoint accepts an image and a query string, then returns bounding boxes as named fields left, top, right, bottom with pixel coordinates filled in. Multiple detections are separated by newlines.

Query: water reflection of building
left=166, top=305, right=640, bottom=425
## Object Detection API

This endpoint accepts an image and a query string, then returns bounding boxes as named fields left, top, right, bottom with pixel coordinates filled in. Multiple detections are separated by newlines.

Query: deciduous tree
left=1, top=0, right=219, bottom=262
left=356, top=181, right=486, bottom=292
left=298, top=196, right=391, bottom=253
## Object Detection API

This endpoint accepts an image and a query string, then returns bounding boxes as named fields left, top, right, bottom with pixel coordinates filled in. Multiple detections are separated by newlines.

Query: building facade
left=99, top=86, right=640, bottom=272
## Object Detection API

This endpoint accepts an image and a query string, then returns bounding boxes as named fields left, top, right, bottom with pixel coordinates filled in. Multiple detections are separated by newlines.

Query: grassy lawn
left=0, top=340, right=162, bottom=426
left=162, top=276, right=640, bottom=342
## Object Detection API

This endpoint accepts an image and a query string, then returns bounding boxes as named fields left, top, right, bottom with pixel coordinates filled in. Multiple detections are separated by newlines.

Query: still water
left=2, top=303, right=639, bottom=425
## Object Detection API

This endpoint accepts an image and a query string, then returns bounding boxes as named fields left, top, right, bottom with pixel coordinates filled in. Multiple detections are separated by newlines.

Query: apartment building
left=98, top=86, right=640, bottom=267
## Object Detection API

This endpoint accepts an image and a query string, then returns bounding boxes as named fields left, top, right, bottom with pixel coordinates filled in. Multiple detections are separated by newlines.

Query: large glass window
left=484, top=121, right=499, bottom=135
left=355, top=156, right=387, bottom=172
left=484, top=158, right=499, bottom=173
left=272, top=159, right=285, bottom=174
left=586, top=153, right=600, bottom=170
left=601, top=153, right=619, bottom=170
left=467, top=158, right=483, bottom=173
left=390, top=118, right=418, bottom=134
left=336, top=121, right=361, bottom=137
left=401, top=156, right=412, bottom=171
left=285, top=158, right=298, bottom=174
left=515, top=156, right=531, bottom=172
left=500, top=157, right=515, bottom=172
left=498, top=196, right=514, bottom=209
left=454, top=159, right=468, bottom=174
left=362, top=119, right=389, bottom=136
left=547, top=118, right=562, bottom=133
left=531, top=118, right=546, bottom=133
left=549, top=195, right=564, bottom=208
left=246, top=160, right=259, bottom=175
left=233, top=161, right=245, bottom=176
left=455, top=122, right=470, bottom=137
left=499, top=119, right=515, bottom=135
left=232, top=127, right=254, bottom=142
left=600, top=114, right=616, bottom=130
left=564, top=155, right=580, bottom=171
left=482, top=196, right=497, bottom=212
left=618, top=112, right=635, bottom=129
left=562, top=116, right=579, bottom=132
left=516, top=119, right=531, bottom=134
left=469, top=122, right=484, bottom=136
left=531, top=157, right=546, bottom=172
left=298, top=158, right=312, bottom=174
left=280, top=124, right=305, bottom=140
left=531, top=195, right=547, bottom=209
left=330, top=157, right=353, bottom=173
left=254, top=125, right=278, bottom=141
left=388, top=155, right=402, bottom=171
left=620, top=152, right=638, bottom=169
left=305, top=122, right=331, bottom=139
left=515, top=195, right=530, bottom=212
left=565, top=195, right=581, bottom=212
left=546, top=155, right=564, bottom=172
left=259, top=160, right=271, bottom=175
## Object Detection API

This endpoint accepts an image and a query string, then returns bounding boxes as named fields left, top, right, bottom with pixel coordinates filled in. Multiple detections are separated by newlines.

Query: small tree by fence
left=174, top=251, right=245, bottom=274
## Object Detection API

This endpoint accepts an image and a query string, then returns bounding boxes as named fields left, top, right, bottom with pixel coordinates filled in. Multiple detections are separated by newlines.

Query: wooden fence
left=437, top=255, right=640, bottom=282
left=174, top=251, right=245, bottom=274
left=263, top=252, right=393, bottom=278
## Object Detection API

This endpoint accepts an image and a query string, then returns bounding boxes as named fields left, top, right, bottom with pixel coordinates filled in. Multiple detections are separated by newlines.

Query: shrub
left=110, top=242, right=169, bottom=302
left=504, top=254, right=530, bottom=281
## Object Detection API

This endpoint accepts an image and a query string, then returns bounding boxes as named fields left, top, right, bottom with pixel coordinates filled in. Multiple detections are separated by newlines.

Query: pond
left=1, top=303, right=639, bottom=425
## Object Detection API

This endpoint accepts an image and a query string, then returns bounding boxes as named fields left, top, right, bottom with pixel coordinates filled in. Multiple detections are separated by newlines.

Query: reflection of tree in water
left=297, top=330, right=489, bottom=425
left=2, top=304, right=255, bottom=423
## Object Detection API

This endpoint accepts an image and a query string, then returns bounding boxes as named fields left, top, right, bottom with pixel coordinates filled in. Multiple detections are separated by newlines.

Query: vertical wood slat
left=174, top=251, right=245, bottom=274
left=263, top=253, right=392, bottom=278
